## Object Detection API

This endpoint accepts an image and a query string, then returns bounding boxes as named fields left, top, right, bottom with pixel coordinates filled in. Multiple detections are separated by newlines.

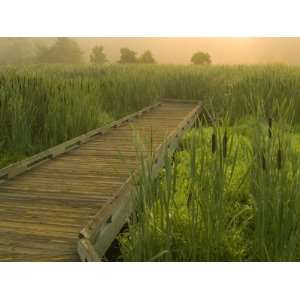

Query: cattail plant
left=277, top=147, right=282, bottom=170
left=261, top=151, right=267, bottom=171
left=268, top=117, right=272, bottom=138
left=248, top=97, right=300, bottom=261
left=120, top=118, right=248, bottom=262
left=211, top=131, right=217, bottom=154
left=223, top=130, right=228, bottom=158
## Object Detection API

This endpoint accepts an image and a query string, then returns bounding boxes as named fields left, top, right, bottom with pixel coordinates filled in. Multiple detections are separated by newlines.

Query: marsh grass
left=245, top=99, right=300, bottom=261
left=0, top=65, right=162, bottom=166
left=2, top=64, right=300, bottom=167
left=120, top=118, right=250, bottom=261
left=1, top=63, right=300, bottom=260
left=120, top=98, right=300, bottom=262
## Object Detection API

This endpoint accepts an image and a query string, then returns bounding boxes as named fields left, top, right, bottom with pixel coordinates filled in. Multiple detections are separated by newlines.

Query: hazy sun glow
left=1, top=37, right=300, bottom=65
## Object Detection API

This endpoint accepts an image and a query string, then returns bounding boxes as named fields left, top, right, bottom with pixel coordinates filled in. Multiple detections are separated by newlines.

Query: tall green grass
left=120, top=99, right=300, bottom=261
left=2, top=63, right=300, bottom=260
left=0, top=64, right=163, bottom=167
left=2, top=63, right=300, bottom=167
left=245, top=99, right=300, bottom=261
left=120, top=124, right=249, bottom=261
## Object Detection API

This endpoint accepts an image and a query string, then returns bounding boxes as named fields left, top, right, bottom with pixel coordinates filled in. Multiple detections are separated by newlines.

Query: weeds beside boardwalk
left=1, top=63, right=300, bottom=261
left=120, top=99, right=300, bottom=261
left=2, top=63, right=300, bottom=168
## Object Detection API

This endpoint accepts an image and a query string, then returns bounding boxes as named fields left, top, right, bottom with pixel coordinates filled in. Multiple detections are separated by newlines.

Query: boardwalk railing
left=0, top=102, right=160, bottom=184
left=0, top=99, right=203, bottom=261
left=77, top=100, right=202, bottom=261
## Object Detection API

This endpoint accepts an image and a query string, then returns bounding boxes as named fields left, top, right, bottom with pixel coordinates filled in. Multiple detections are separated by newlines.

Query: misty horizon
left=2, top=37, right=300, bottom=65
left=76, top=37, right=300, bottom=65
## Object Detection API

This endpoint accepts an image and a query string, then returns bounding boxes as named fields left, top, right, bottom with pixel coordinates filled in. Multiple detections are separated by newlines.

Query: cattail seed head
left=268, top=117, right=272, bottom=138
left=187, top=191, right=192, bottom=208
left=277, top=148, right=282, bottom=170
left=262, top=153, right=266, bottom=170
left=223, top=130, right=228, bottom=158
left=212, top=132, right=217, bottom=154
left=268, top=117, right=272, bottom=128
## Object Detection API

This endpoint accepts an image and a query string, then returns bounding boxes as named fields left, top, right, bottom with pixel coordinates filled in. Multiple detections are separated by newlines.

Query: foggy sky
left=2, top=37, right=300, bottom=64
left=74, top=37, right=300, bottom=64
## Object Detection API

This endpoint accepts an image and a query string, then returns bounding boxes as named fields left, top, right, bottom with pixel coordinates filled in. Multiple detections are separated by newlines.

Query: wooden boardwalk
left=0, top=99, right=201, bottom=261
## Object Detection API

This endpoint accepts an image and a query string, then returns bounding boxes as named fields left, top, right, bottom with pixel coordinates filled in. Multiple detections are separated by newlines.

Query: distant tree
left=118, top=48, right=137, bottom=64
left=191, top=51, right=211, bottom=65
left=35, top=38, right=83, bottom=64
left=138, top=50, right=156, bottom=64
left=90, top=46, right=107, bottom=64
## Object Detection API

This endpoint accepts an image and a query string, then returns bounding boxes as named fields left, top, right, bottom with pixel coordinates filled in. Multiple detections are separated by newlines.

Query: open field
left=1, top=64, right=300, bottom=261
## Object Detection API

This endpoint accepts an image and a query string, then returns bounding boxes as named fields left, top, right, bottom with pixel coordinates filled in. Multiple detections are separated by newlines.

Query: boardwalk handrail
left=162, top=98, right=201, bottom=104
left=0, top=102, right=160, bottom=184
left=77, top=100, right=203, bottom=261
left=0, top=99, right=203, bottom=261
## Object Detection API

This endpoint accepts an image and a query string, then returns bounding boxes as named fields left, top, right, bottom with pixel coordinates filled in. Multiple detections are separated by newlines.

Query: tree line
left=0, top=37, right=212, bottom=65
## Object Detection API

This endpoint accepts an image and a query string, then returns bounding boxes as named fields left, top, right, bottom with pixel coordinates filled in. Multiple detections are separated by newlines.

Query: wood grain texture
left=0, top=100, right=201, bottom=261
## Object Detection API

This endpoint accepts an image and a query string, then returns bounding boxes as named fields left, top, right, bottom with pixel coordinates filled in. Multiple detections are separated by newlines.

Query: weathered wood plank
left=0, top=99, right=202, bottom=261
left=77, top=101, right=202, bottom=261
left=0, top=102, right=160, bottom=183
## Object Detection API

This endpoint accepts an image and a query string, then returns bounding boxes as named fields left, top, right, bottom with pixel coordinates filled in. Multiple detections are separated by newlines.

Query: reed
left=119, top=98, right=300, bottom=261
left=2, top=63, right=300, bottom=261
left=246, top=98, right=300, bottom=261
left=2, top=63, right=300, bottom=168
left=120, top=119, right=250, bottom=261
